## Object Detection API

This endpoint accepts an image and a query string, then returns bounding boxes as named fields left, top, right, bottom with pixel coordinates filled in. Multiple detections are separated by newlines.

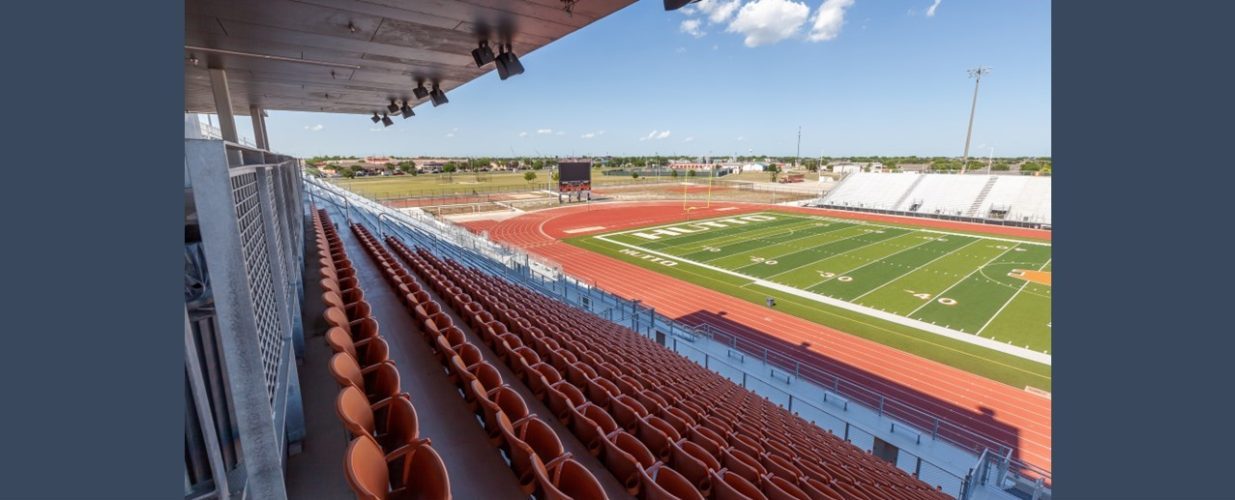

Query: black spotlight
left=412, top=81, right=430, bottom=100
left=472, top=40, right=495, bottom=67
left=400, top=101, right=414, bottom=118
left=370, top=112, right=381, bottom=123
left=495, top=44, right=524, bottom=80
left=387, top=99, right=400, bottom=114
left=663, top=0, right=700, bottom=11
left=381, top=113, right=394, bottom=127
left=429, top=84, right=448, bottom=107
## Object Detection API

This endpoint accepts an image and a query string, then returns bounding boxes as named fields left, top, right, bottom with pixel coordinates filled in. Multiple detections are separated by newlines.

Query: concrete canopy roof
left=185, top=0, right=635, bottom=116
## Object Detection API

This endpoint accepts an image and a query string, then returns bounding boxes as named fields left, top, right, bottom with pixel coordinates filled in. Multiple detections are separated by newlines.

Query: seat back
left=344, top=435, right=390, bottom=500
left=336, top=386, right=376, bottom=438
left=711, top=469, right=768, bottom=500
left=763, top=475, right=811, bottom=500
left=404, top=443, right=451, bottom=500
left=641, top=462, right=705, bottom=500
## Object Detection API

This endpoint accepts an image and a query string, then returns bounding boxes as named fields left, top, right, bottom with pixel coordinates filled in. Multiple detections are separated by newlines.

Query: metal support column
left=250, top=105, right=268, bottom=151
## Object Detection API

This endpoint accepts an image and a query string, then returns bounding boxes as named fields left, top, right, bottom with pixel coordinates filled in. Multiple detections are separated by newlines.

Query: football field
left=567, top=210, right=1052, bottom=389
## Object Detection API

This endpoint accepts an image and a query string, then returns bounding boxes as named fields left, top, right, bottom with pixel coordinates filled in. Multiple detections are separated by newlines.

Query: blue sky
left=250, top=0, right=1049, bottom=158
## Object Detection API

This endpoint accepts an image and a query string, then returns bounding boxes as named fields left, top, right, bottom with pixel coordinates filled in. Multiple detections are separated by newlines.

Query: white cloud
left=696, top=0, right=741, bottom=23
left=536, top=128, right=553, bottom=134
left=582, top=130, right=605, bottom=139
left=680, top=19, right=706, bottom=38
left=304, top=124, right=324, bottom=132
left=926, top=0, right=941, bottom=17
left=555, top=131, right=565, bottom=135
left=639, top=130, right=673, bottom=141
left=675, top=46, right=688, bottom=54
left=369, top=127, right=386, bottom=133
left=683, top=137, right=695, bottom=143
left=727, top=0, right=810, bottom=47
left=445, top=132, right=455, bottom=138
left=736, top=136, right=745, bottom=141
left=807, top=0, right=855, bottom=42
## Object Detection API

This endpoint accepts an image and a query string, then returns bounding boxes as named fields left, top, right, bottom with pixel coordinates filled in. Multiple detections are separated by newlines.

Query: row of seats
left=313, top=208, right=452, bottom=500
left=349, top=223, right=610, bottom=500
left=397, top=240, right=953, bottom=500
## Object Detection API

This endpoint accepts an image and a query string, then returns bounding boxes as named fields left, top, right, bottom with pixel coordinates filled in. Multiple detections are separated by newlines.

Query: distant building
left=898, top=163, right=931, bottom=173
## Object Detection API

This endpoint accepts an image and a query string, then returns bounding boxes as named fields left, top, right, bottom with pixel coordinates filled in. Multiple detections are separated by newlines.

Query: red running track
left=462, top=201, right=1052, bottom=475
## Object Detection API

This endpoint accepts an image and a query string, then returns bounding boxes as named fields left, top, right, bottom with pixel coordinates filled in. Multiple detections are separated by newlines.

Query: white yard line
left=976, top=258, right=1052, bottom=336
left=701, top=221, right=862, bottom=264
left=852, top=238, right=983, bottom=302
left=661, top=218, right=830, bottom=256
left=594, top=234, right=1051, bottom=365
left=603, top=210, right=1050, bottom=247
left=906, top=243, right=1021, bottom=317
left=798, top=235, right=938, bottom=290
left=752, top=228, right=911, bottom=278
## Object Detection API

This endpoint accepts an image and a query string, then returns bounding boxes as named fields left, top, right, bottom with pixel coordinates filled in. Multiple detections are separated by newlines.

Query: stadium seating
left=822, top=172, right=1052, bottom=223
left=346, top=222, right=607, bottom=499
left=311, top=208, right=452, bottom=500
left=382, top=234, right=954, bottom=500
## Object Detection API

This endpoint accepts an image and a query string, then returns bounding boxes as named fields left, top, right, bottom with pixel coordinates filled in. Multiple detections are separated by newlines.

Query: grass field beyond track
left=566, top=211, right=1052, bottom=390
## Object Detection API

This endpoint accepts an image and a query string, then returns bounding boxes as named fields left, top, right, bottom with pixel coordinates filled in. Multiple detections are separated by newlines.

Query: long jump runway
left=463, top=201, right=1053, bottom=475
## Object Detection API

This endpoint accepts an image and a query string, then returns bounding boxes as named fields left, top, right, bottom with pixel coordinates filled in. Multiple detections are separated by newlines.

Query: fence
left=185, top=140, right=306, bottom=500
left=302, top=174, right=1051, bottom=499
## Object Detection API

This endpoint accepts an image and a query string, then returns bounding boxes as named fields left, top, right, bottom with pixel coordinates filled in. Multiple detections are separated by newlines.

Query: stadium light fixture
left=400, top=101, right=414, bottom=118
left=370, top=112, right=381, bottom=123
left=495, top=43, right=524, bottom=80
left=472, top=40, right=495, bottom=67
left=663, top=0, right=700, bottom=11
left=387, top=99, right=400, bottom=114
left=430, top=83, right=448, bottom=107
left=381, top=113, right=394, bottom=127
left=412, top=81, right=430, bottom=100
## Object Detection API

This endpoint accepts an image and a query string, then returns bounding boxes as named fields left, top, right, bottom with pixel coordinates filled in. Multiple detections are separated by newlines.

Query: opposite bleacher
left=820, top=173, right=1051, bottom=225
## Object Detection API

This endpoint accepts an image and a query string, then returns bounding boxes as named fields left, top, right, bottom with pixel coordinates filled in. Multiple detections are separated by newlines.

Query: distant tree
left=769, top=164, right=782, bottom=182
left=531, top=159, right=545, bottom=170
left=340, top=166, right=356, bottom=179
left=524, top=171, right=537, bottom=184
left=632, top=171, right=640, bottom=180
left=1020, top=161, right=1043, bottom=172
left=552, top=171, right=560, bottom=182
left=687, top=169, right=696, bottom=178
left=670, top=169, right=679, bottom=179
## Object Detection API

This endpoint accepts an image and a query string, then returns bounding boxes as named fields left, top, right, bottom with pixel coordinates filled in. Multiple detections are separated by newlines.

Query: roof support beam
left=209, top=68, right=239, bottom=143
left=250, top=105, right=269, bottom=151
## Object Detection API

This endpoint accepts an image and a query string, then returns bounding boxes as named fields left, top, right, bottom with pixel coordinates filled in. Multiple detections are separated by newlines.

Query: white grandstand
left=817, top=172, right=1051, bottom=226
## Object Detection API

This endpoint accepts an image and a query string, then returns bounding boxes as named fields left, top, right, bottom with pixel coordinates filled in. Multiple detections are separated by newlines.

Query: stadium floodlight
left=960, top=66, right=991, bottom=173
left=430, top=83, right=448, bottom=107
left=495, top=44, right=524, bottom=80
left=472, top=40, right=495, bottom=67
left=400, top=101, right=414, bottom=118
left=370, top=112, right=381, bottom=123
left=381, top=112, right=394, bottom=127
left=412, top=81, right=430, bottom=100
left=387, top=99, right=401, bottom=114
left=663, top=0, right=700, bottom=11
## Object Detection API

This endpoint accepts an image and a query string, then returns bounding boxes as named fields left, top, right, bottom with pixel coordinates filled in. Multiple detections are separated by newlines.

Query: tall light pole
left=795, top=126, right=802, bottom=170
left=960, top=66, right=990, bottom=174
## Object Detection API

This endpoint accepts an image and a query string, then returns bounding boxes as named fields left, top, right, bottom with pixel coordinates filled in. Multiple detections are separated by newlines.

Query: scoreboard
left=557, top=161, right=592, bottom=202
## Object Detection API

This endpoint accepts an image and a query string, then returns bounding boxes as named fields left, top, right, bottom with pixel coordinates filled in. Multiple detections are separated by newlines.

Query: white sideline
left=594, top=234, right=1052, bottom=365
